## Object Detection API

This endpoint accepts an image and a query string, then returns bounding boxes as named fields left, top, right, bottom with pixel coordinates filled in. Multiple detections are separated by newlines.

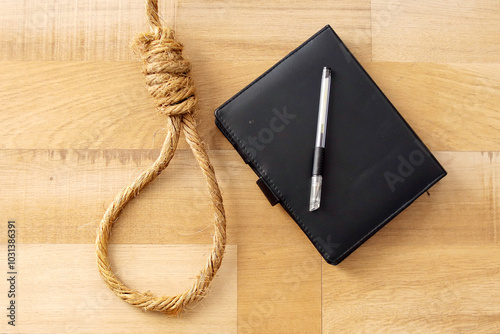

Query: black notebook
left=214, top=25, right=447, bottom=265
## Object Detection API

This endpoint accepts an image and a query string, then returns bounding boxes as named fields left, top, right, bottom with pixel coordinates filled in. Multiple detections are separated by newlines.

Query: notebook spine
left=214, top=117, right=281, bottom=206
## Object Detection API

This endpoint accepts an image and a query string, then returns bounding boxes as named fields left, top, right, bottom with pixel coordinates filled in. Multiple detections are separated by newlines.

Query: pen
left=309, top=67, right=332, bottom=212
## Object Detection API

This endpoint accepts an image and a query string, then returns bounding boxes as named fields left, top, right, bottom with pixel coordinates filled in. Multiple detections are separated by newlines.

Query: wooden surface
left=0, top=0, right=499, bottom=333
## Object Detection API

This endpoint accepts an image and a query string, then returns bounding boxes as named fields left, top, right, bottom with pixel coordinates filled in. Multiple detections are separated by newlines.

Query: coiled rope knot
left=132, top=26, right=197, bottom=117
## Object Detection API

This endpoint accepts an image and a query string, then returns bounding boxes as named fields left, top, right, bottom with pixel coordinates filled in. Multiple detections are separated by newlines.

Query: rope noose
left=95, top=0, right=227, bottom=315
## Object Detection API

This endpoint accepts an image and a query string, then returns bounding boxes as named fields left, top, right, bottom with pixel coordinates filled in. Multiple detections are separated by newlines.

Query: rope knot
left=97, top=0, right=226, bottom=316
left=132, top=26, right=197, bottom=117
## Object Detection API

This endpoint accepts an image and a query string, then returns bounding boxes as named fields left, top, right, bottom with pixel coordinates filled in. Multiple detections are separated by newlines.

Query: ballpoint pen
left=309, top=67, right=332, bottom=212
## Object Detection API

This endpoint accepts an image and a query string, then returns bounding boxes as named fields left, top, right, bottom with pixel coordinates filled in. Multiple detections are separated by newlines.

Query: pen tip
left=309, top=202, right=320, bottom=212
left=309, top=175, right=322, bottom=212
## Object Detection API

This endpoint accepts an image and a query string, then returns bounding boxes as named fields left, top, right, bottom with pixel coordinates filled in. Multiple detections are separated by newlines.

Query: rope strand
left=95, top=0, right=227, bottom=316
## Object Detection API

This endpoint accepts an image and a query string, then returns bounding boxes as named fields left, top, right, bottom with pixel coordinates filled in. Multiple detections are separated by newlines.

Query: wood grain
left=0, top=60, right=272, bottom=151
left=372, top=0, right=500, bottom=62
left=364, top=63, right=500, bottom=151
left=0, top=0, right=175, bottom=61
left=238, top=243, right=322, bottom=334
left=0, top=244, right=237, bottom=333
left=1, top=61, right=498, bottom=151
left=0, top=0, right=499, bottom=332
left=323, top=245, right=500, bottom=333
left=0, top=148, right=314, bottom=247
left=176, top=0, right=372, bottom=63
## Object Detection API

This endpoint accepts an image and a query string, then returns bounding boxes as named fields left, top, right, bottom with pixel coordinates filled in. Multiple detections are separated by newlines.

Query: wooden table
left=1, top=1, right=499, bottom=333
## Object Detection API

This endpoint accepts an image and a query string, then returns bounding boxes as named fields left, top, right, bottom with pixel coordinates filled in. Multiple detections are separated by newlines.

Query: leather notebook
left=214, top=25, right=447, bottom=265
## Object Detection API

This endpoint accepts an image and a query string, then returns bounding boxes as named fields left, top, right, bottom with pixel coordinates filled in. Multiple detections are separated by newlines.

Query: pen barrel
left=315, top=67, right=332, bottom=148
left=312, top=147, right=325, bottom=176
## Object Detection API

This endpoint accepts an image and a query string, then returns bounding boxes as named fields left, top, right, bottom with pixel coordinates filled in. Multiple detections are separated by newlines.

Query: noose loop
left=95, top=0, right=227, bottom=315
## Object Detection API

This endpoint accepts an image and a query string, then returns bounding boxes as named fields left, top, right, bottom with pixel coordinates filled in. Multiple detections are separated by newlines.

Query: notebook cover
left=214, top=25, right=447, bottom=265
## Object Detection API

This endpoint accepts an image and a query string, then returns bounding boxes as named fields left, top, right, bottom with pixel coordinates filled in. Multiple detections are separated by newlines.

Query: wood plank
left=176, top=0, right=372, bottom=63
left=0, top=0, right=370, bottom=62
left=322, top=245, right=500, bottom=333
left=237, top=243, right=322, bottom=333
left=0, top=244, right=237, bottom=333
left=0, top=148, right=314, bottom=247
left=364, top=62, right=500, bottom=151
left=0, top=60, right=270, bottom=151
left=0, top=0, right=175, bottom=61
left=1, top=61, right=498, bottom=152
left=372, top=0, right=500, bottom=62
left=0, top=150, right=497, bottom=247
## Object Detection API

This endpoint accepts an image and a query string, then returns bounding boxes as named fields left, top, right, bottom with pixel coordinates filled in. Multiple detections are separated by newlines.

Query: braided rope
left=95, top=0, right=227, bottom=316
